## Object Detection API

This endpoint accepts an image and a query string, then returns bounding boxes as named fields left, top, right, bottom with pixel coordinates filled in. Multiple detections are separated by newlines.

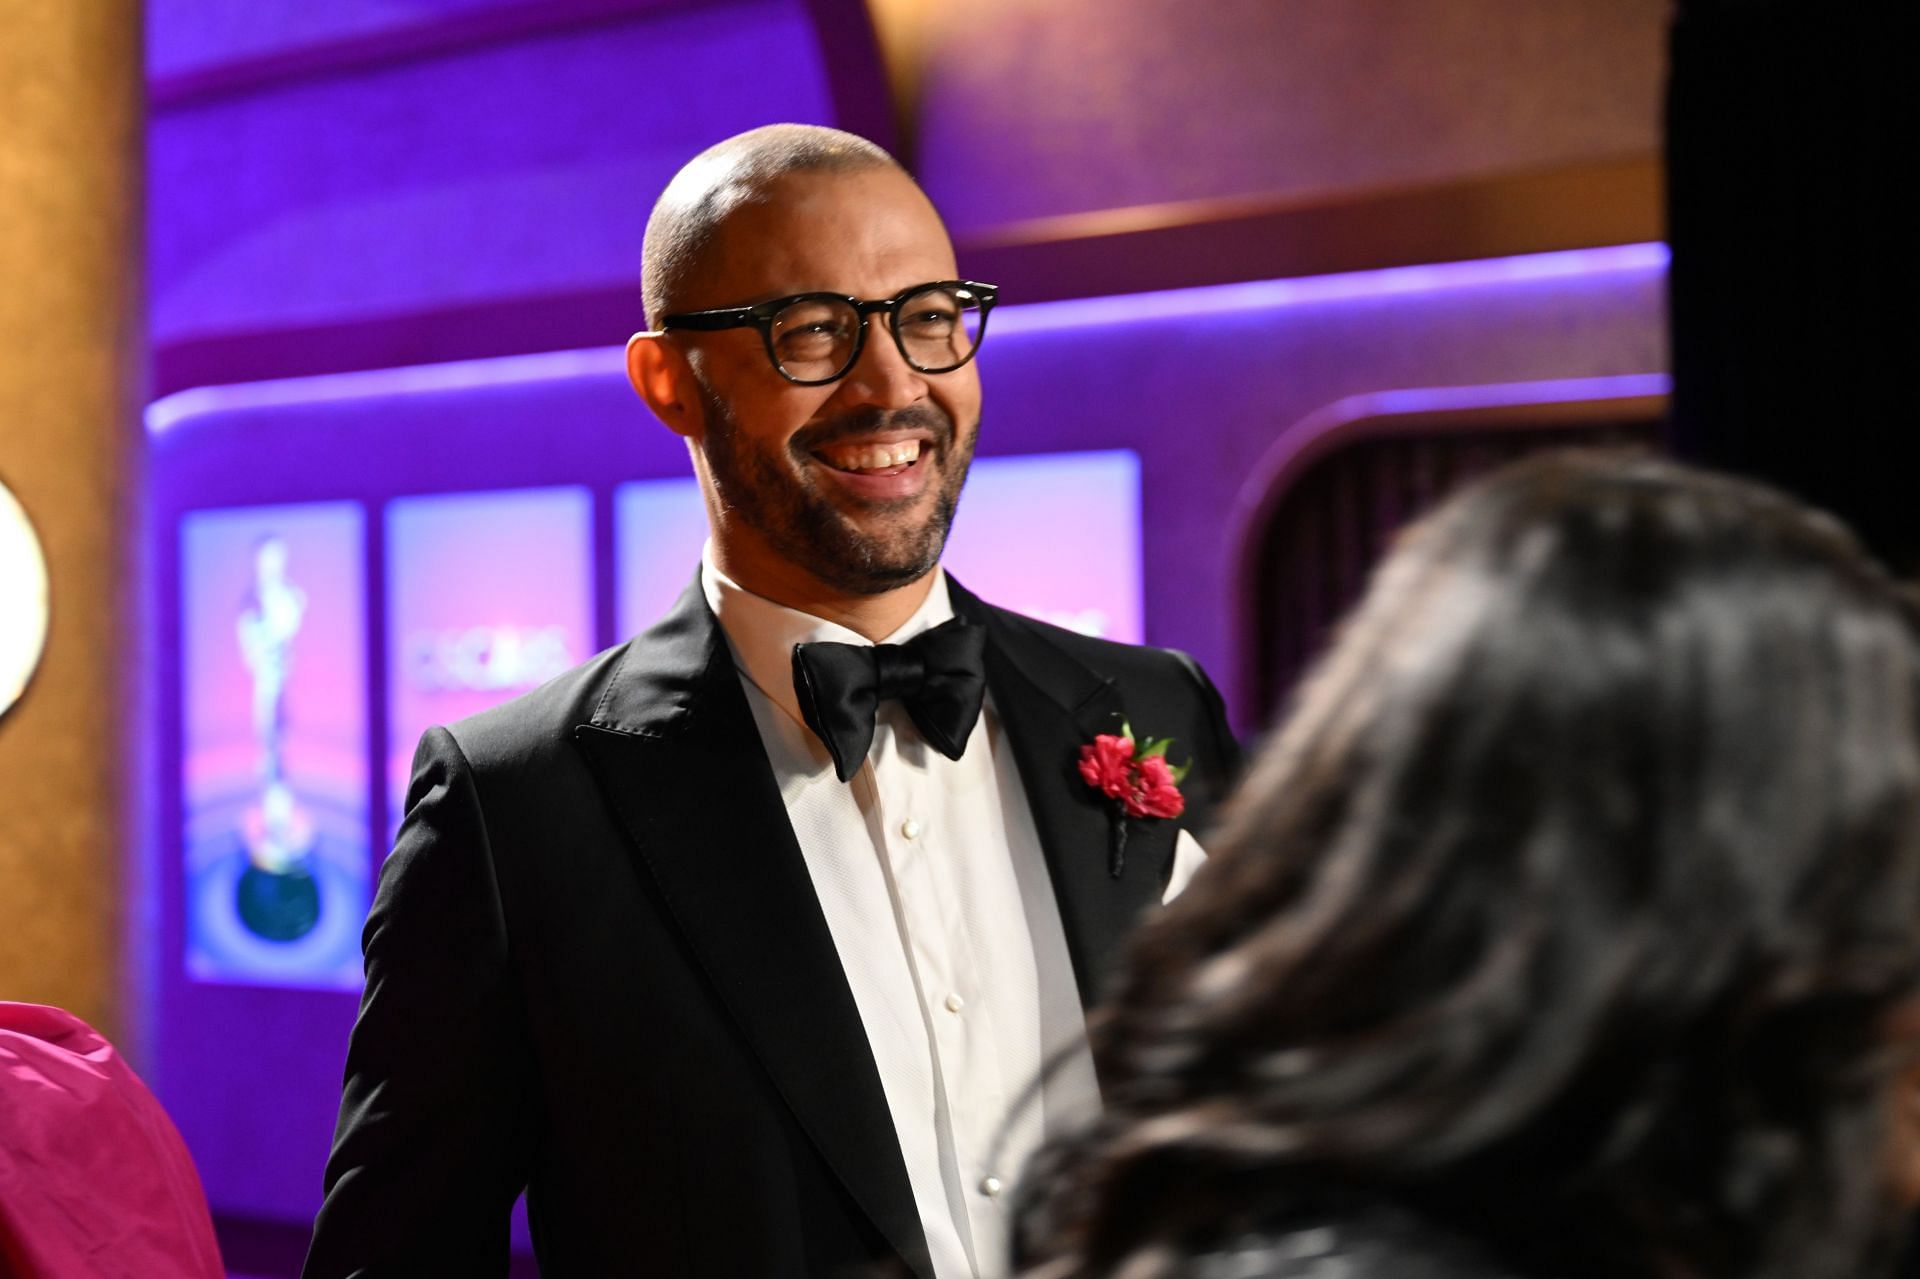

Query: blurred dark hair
left=1017, top=453, right=1920, bottom=1279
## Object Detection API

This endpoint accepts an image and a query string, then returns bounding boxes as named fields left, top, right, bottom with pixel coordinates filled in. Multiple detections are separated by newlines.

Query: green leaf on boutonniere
left=1140, top=735, right=1192, bottom=784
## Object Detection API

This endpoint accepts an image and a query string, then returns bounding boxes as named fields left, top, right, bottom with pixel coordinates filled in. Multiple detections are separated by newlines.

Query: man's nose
left=834, top=321, right=927, bottom=409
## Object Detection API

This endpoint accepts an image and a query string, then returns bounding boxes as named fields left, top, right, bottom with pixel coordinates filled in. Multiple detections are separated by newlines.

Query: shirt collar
left=699, top=542, right=956, bottom=730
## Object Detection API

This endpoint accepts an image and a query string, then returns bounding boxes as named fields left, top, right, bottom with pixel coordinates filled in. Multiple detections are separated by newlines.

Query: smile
left=817, top=439, right=922, bottom=476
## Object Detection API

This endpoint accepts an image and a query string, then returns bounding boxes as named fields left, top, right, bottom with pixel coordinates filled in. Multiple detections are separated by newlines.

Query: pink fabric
left=0, top=1003, right=224, bottom=1279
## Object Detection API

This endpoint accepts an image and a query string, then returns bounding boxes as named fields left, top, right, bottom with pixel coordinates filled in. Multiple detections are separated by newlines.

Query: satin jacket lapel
left=948, top=579, right=1171, bottom=1008
left=571, top=580, right=934, bottom=1279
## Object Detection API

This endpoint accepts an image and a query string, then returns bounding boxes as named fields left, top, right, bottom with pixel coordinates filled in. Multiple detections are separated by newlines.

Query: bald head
left=642, top=124, right=906, bottom=327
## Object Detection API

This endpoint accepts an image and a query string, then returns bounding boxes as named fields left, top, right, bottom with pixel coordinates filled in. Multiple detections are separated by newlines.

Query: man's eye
left=781, top=323, right=849, bottom=349
left=775, top=323, right=849, bottom=362
left=777, top=306, right=851, bottom=334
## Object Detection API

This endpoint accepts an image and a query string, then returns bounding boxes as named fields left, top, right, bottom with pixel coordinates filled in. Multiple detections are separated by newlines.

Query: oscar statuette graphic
left=233, top=535, right=321, bottom=940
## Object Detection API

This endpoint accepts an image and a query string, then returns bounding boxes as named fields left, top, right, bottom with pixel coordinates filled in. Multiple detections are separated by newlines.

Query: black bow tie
left=791, top=618, right=988, bottom=782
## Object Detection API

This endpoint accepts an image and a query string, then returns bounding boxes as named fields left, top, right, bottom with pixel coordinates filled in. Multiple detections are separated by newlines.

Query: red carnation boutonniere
left=1077, top=723, right=1189, bottom=878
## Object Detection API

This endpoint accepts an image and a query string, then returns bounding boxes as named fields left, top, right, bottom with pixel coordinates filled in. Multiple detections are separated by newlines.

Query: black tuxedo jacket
left=303, top=577, right=1239, bottom=1279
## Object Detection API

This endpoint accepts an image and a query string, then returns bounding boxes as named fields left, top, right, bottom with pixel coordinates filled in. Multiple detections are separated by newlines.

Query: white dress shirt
left=700, top=552, right=1201, bottom=1278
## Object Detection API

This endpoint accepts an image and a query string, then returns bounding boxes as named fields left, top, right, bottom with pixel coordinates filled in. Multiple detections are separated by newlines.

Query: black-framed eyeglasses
left=659, top=280, right=998, bottom=386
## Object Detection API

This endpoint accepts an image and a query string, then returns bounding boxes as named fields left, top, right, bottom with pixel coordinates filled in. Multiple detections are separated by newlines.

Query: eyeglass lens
left=768, top=284, right=987, bottom=382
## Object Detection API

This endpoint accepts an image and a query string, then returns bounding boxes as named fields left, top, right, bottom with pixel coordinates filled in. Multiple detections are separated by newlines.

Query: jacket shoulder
left=441, top=640, right=634, bottom=772
left=977, top=600, right=1207, bottom=688
left=973, top=598, right=1241, bottom=793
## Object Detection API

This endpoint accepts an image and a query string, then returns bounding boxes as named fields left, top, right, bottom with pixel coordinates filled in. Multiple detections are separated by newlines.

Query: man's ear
left=627, top=332, right=701, bottom=440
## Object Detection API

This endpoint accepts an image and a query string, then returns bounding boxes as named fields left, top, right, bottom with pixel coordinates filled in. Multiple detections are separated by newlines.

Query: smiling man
left=304, top=125, right=1238, bottom=1279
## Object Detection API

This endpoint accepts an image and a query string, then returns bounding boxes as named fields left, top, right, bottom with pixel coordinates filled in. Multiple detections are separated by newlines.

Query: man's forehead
left=716, top=169, right=945, bottom=246
left=697, top=169, right=958, bottom=302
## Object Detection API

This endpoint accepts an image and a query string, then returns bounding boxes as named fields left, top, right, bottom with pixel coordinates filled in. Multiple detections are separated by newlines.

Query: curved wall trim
left=147, top=346, right=624, bottom=436
left=151, top=291, right=637, bottom=403
left=959, top=155, right=1662, bottom=308
left=1230, top=373, right=1672, bottom=718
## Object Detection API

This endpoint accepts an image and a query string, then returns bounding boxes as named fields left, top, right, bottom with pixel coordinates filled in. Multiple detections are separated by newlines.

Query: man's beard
left=697, top=386, right=976, bottom=597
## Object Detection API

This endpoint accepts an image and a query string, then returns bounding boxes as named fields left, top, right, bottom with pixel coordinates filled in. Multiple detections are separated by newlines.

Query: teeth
left=822, top=440, right=921, bottom=472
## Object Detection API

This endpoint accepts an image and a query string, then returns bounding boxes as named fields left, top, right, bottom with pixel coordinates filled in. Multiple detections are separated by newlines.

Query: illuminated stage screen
left=617, top=450, right=1143, bottom=642
left=385, top=487, right=595, bottom=835
left=181, top=503, right=368, bottom=989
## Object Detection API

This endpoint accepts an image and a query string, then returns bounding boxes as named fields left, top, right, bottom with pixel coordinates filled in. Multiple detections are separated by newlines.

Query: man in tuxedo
left=304, top=124, right=1238, bottom=1279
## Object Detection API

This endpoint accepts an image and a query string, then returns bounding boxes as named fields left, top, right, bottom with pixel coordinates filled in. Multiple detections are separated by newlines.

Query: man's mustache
left=791, top=405, right=953, bottom=454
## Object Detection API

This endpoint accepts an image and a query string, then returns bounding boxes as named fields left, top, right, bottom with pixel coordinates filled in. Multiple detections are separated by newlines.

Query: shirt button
left=979, top=1175, right=1003, bottom=1198
left=944, top=993, right=965, bottom=1014
left=900, top=818, right=921, bottom=840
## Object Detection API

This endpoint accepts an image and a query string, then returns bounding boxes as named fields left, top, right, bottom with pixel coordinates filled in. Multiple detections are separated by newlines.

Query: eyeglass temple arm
left=656, top=309, right=755, bottom=332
